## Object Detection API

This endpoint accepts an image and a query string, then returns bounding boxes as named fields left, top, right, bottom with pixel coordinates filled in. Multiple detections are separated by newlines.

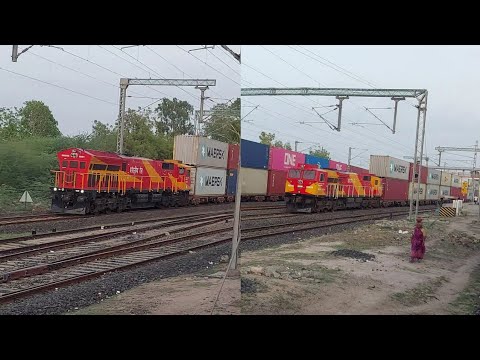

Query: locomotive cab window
left=363, top=176, right=371, bottom=181
left=374, top=180, right=379, bottom=185
left=186, top=170, right=190, bottom=177
left=303, top=170, right=316, bottom=180
left=179, top=167, right=185, bottom=175
left=107, top=165, right=120, bottom=171
left=70, top=161, right=78, bottom=168
left=122, top=163, right=127, bottom=172
left=80, top=162, right=86, bottom=169
left=288, top=169, right=301, bottom=178
left=320, top=173, right=325, bottom=182
left=62, top=160, right=68, bottom=168
left=162, top=163, right=174, bottom=170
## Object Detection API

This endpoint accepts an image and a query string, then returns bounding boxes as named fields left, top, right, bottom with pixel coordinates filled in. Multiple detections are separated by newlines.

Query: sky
left=241, top=45, right=480, bottom=171
left=0, top=45, right=240, bottom=135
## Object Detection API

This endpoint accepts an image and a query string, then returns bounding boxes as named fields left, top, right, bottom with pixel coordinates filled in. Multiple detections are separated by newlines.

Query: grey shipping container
left=190, top=167, right=227, bottom=196
left=439, top=186, right=450, bottom=198
left=427, top=168, right=441, bottom=185
left=408, top=183, right=426, bottom=201
left=426, top=184, right=440, bottom=201
left=174, top=135, right=228, bottom=169
left=440, top=171, right=452, bottom=186
left=241, top=139, right=269, bottom=169
left=369, top=155, right=410, bottom=180
left=241, top=167, right=268, bottom=195
left=451, top=174, right=461, bottom=188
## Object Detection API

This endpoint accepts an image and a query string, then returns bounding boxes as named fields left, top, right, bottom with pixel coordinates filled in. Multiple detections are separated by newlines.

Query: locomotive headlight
left=80, top=190, right=84, bottom=193
left=53, top=187, right=57, bottom=191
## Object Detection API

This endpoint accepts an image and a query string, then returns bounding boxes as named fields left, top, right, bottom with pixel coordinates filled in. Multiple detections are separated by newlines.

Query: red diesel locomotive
left=51, top=148, right=191, bottom=214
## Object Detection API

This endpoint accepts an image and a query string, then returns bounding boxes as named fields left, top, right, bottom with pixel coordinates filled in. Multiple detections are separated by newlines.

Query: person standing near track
left=410, top=217, right=426, bottom=263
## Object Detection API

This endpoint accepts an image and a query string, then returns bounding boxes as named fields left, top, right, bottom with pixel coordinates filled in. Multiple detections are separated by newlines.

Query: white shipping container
left=440, top=186, right=450, bottom=198
left=408, top=183, right=426, bottom=201
left=189, top=167, right=227, bottom=196
left=440, top=171, right=453, bottom=186
left=369, top=155, right=410, bottom=180
left=173, top=135, right=228, bottom=169
left=426, top=184, right=440, bottom=201
left=241, top=167, right=268, bottom=195
left=427, top=168, right=441, bottom=185
left=451, top=174, right=461, bottom=188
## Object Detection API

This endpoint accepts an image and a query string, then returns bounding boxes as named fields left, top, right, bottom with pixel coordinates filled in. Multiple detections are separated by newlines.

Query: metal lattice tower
left=116, top=78, right=216, bottom=154
left=242, top=87, right=429, bottom=220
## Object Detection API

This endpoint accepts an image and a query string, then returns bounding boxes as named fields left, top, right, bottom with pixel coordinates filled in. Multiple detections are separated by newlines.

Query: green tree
left=88, top=120, right=117, bottom=152
left=259, top=131, right=276, bottom=145
left=203, top=98, right=240, bottom=143
left=0, top=107, right=21, bottom=140
left=18, top=100, right=61, bottom=137
left=154, top=98, right=194, bottom=136
left=309, top=146, right=331, bottom=159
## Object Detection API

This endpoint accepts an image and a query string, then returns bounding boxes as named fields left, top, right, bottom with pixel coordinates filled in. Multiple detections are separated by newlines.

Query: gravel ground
left=331, top=249, right=375, bottom=262
left=0, top=203, right=238, bottom=235
left=0, top=242, right=233, bottom=315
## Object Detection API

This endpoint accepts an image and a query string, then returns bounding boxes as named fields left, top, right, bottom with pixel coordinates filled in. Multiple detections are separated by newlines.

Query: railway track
left=0, top=207, right=434, bottom=304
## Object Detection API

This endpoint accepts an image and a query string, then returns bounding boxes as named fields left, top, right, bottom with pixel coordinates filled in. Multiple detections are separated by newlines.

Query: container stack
left=369, top=155, right=410, bottom=205
left=450, top=174, right=462, bottom=200
left=408, top=162, right=428, bottom=204
left=440, top=171, right=452, bottom=198
left=267, top=147, right=305, bottom=200
left=173, top=135, right=228, bottom=202
left=240, top=139, right=269, bottom=200
left=304, top=154, right=329, bottom=169
left=226, top=143, right=239, bottom=199
left=426, top=168, right=441, bottom=202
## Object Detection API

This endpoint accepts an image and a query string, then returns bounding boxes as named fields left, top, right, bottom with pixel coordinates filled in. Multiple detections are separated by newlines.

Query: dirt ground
left=73, top=264, right=240, bottom=315
left=241, top=204, right=480, bottom=315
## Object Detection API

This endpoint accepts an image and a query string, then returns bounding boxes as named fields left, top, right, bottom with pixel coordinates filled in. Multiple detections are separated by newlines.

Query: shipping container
left=440, top=171, right=453, bottom=186
left=241, top=167, right=268, bottom=195
left=227, top=144, right=239, bottom=169
left=267, top=170, right=287, bottom=196
left=381, top=178, right=409, bottom=202
left=349, top=165, right=369, bottom=174
left=439, top=186, right=450, bottom=198
left=268, top=147, right=305, bottom=171
left=173, top=135, right=228, bottom=169
left=370, top=155, right=410, bottom=180
left=408, top=182, right=426, bottom=201
left=427, top=168, right=441, bottom=185
left=426, top=184, right=440, bottom=201
left=408, top=163, right=428, bottom=184
left=328, top=160, right=347, bottom=172
left=450, top=187, right=462, bottom=199
left=304, top=154, right=329, bottom=169
left=241, top=139, right=269, bottom=169
left=226, top=169, right=238, bottom=196
left=451, top=174, right=461, bottom=188
left=189, top=167, right=227, bottom=196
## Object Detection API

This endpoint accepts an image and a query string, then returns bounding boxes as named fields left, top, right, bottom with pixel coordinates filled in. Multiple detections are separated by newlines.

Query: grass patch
left=448, top=264, right=480, bottom=315
left=0, top=232, right=30, bottom=241
left=391, top=276, right=448, bottom=306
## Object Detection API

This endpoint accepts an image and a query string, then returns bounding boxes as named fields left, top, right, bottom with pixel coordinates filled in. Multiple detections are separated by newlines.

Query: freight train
left=51, top=136, right=241, bottom=214
left=50, top=136, right=465, bottom=215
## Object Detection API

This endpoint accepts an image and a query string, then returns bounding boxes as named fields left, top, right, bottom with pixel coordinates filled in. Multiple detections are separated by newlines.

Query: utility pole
left=295, top=141, right=300, bottom=152
left=348, top=147, right=353, bottom=172
left=196, top=86, right=209, bottom=136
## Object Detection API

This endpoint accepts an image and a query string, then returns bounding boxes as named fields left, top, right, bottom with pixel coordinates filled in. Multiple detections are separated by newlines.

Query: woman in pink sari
left=410, top=217, right=426, bottom=263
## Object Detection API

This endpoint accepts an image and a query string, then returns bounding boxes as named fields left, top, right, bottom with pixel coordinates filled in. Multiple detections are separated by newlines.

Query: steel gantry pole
left=415, top=92, right=428, bottom=219
left=116, top=79, right=128, bottom=154
left=409, top=94, right=424, bottom=220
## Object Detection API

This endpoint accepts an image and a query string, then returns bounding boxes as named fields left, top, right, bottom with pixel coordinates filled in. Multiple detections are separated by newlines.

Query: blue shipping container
left=304, top=154, right=329, bottom=169
left=241, top=139, right=269, bottom=169
left=226, top=169, right=238, bottom=195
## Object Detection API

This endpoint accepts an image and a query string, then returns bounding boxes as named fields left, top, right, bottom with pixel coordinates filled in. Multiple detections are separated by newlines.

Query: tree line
left=0, top=98, right=240, bottom=212
left=258, top=131, right=330, bottom=159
